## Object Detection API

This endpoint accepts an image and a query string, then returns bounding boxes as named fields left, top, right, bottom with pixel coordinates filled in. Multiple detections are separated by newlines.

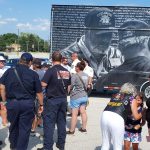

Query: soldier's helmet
left=84, top=7, right=115, bottom=32
left=118, top=19, right=150, bottom=50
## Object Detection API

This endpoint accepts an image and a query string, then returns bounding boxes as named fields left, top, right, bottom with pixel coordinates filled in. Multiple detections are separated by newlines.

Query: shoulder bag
left=13, top=68, right=35, bottom=100
left=76, top=73, right=89, bottom=106
left=76, top=74, right=87, bottom=92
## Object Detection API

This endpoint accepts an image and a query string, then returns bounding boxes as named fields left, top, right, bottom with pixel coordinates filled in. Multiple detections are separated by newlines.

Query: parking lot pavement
left=0, top=96, right=149, bottom=150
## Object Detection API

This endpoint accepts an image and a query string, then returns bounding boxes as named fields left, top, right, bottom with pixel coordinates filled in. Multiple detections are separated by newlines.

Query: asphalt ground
left=0, top=96, right=149, bottom=150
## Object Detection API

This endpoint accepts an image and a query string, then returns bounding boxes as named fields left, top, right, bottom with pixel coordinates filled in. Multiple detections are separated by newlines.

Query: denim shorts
left=124, top=131, right=142, bottom=143
left=70, top=96, right=88, bottom=109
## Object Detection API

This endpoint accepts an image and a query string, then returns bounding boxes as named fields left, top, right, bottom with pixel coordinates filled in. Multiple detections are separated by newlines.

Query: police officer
left=61, top=7, right=116, bottom=77
left=37, top=51, right=71, bottom=150
left=0, top=52, right=43, bottom=150
left=95, top=19, right=150, bottom=91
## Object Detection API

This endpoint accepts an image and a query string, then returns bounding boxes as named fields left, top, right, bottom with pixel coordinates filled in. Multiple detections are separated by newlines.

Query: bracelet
left=39, top=104, right=43, bottom=106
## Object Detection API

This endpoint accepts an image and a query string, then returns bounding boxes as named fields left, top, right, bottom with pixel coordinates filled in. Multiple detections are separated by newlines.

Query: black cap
left=20, top=52, right=33, bottom=62
left=85, top=7, right=115, bottom=30
left=119, top=20, right=150, bottom=41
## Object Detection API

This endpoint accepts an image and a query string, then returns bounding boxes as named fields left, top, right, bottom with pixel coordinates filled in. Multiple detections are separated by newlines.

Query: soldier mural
left=51, top=5, right=150, bottom=99
left=61, top=7, right=122, bottom=77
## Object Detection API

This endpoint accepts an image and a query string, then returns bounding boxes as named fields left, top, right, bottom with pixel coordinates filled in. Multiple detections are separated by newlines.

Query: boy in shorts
left=124, top=93, right=146, bottom=150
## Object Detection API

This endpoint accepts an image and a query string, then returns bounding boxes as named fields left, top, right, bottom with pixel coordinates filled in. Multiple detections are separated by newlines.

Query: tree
left=0, top=33, right=18, bottom=51
left=19, top=33, right=49, bottom=52
left=0, top=32, right=49, bottom=52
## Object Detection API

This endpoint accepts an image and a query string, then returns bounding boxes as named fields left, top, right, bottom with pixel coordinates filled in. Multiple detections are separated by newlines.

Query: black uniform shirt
left=0, top=64, right=42, bottom=100
left=42, top=64, right=71, bottom=99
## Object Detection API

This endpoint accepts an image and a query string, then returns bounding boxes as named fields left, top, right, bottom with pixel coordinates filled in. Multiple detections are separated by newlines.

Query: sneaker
left=66, top=130, right=75, bottom=135
left=78, top=128, right=87, bottom=133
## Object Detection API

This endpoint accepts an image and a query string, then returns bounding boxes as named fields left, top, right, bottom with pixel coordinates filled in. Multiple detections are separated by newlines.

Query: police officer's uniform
left=0, top=53, right=42, bottom=150
left=41, top=64, right=71, bottom=150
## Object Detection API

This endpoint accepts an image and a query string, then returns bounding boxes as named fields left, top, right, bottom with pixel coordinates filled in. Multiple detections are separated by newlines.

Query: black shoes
left=37, top=145, right=64, bottom=150
left=37, top=148, right=44, bottom=150
left=66, top=130, right=75, bottom=135
left=56, top=143, right=64, bottom=150
left=78, top=128, right=87, bottom=133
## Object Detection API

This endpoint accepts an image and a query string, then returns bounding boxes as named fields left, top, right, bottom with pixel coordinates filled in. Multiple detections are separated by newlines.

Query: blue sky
left=0, top=0, right=150, bottom=40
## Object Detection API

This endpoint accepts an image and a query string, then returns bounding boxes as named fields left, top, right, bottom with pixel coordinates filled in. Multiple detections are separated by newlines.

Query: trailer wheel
left=140, top=81, right=150, bottom=100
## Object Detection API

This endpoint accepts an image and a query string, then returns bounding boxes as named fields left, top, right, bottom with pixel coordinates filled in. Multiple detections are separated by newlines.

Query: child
left=124, top=92, right=146, bottom=150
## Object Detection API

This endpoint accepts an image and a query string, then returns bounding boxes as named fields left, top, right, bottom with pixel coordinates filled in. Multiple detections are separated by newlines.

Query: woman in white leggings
left=101, top=83, right=144, bottom=150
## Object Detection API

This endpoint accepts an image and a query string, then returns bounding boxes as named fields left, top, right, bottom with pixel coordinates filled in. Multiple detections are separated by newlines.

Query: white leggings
left=101, top=111, right=124, bottom=150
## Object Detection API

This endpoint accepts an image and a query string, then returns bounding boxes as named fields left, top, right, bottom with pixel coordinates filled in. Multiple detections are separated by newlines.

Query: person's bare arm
left=0, top=84, right=6, bottom=102
left=36, top=92, right=43, bottom=106
left=36, top=92, right=44, bottom=114
left=140, top=107, right=146, bottom=126
left=131, top=99, right=142, bottom=120
left=88, top=76, right=93, bottom=85
left=67, top=85, right=71, bottom=94
left=41, top=81, right=47, bottom=88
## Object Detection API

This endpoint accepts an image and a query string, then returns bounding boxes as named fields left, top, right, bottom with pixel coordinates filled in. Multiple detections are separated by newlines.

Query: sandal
left=66, top=130, right=75, bottom=135
left=78, top=128, right=87, bottom=133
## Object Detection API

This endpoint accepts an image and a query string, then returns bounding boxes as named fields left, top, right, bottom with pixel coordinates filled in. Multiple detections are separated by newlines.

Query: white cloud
left=0, top=16, right=17, bottom=25
left=0, top=20, right=7, bottom=25
left=16, top=18, right=50, bottom=31
left=16, top=23, right=32, bottom=29
left=5, top=18, right=17, bottom=22
left=33, top=18, right=50, bottom=31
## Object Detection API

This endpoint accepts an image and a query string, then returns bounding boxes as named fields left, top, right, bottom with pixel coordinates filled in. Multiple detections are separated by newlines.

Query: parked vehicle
left=6, top=58, right=19, bottom=67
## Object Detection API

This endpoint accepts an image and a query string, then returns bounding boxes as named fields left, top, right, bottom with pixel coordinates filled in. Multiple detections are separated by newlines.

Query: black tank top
left=104, top=93, right=134, bottom=121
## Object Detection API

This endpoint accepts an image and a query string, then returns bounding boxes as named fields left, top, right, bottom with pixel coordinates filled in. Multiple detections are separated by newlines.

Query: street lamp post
left=38, top=40, right=40, bottom=52
left=26, top=41, right=29, bottom=52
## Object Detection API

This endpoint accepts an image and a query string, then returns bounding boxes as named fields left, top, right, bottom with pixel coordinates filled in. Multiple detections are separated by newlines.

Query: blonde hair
left=120, top=83, right=137, bottom=96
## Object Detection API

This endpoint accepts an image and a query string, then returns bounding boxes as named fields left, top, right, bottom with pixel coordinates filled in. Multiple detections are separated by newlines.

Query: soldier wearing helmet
left=61, top=7, right=117, bottom=77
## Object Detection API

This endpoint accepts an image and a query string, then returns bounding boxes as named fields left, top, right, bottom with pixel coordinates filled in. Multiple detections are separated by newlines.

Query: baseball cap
left=119, top=20, right=150, bottom=41
left=0, top=56, right=6, bottom=61
left=20, top=52, right=33, bottom=62
left=84, top=7, right=115, bottom=32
